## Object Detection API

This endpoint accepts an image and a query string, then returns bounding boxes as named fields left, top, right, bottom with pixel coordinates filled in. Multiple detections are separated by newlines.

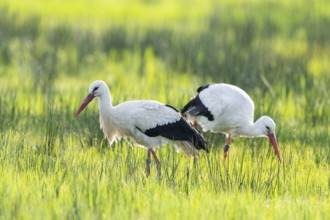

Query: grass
left=0, top=0, right=330, bottom=219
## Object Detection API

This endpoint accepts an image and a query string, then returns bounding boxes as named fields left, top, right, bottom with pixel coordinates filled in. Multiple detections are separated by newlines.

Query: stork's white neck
left=238, top=118, right=266, bottom=137
left=98, top=91, right=113, bottom=115
left=97, top=91, right=118, bottom=145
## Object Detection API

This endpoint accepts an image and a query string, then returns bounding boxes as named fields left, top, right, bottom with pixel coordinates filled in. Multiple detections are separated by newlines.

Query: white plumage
left=181, top=83, right=281, bottom=161
left=99, top=100, right=180, bottom=147
left=74, top=80, right=207, bottom=176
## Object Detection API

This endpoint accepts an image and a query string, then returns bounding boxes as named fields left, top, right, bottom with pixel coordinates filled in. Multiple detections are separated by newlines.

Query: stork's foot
left=223, top=144, right=230, bottom=162
left=146, top=158, right=152, bottom=178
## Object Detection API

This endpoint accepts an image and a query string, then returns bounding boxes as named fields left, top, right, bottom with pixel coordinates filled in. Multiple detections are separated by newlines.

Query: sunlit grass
left=0, top=0, right=330, bottom=219
left=0, top=116, right=329, bottom=219
left=1, top=71, right=329, bottom=219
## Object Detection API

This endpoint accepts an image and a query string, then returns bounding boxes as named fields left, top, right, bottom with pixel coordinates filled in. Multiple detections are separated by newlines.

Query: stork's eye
left=93, top=87, right=99, bottom=93
left=265, top=126, right=270, bottom=133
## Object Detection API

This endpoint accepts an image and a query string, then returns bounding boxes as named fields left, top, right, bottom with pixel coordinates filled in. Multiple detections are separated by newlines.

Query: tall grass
left=0, top=0, right=330, bottom=219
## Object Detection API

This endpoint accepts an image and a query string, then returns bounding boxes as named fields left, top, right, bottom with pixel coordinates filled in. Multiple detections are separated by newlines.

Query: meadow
left=0, top=0, right=329, bottom=219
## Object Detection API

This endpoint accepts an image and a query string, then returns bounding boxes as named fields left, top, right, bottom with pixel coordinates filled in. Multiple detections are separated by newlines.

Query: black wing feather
left=140, top=118, right=208, bottom=152
left=181, top=96, right=214, bottom=121
left=197, top=84, right=211, bottom=93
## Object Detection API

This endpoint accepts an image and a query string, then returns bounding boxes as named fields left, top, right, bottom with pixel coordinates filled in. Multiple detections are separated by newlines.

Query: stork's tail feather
left=175, top=121, right=208, bottom=157
left=176, top=141, right=199, bottom=158
left=191, top=126, right=208, bottom=153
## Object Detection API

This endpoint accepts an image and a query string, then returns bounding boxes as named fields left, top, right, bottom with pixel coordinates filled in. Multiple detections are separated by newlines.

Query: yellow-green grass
left=0, top=0, right=330, bottom=219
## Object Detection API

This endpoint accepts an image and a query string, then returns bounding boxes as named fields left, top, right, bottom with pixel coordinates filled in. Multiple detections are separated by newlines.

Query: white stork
left=74, top=80, right=208, bottom=177
left=181, top=83, right=281, bottom=162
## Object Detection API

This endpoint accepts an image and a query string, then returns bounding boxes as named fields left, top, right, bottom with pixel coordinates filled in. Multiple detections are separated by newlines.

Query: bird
left=73, top=80, right=208, bottom=177
left=181, top=83, right=281, bottom=162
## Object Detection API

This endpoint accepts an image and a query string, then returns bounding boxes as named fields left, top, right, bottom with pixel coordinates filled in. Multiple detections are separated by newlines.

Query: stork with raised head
left=74, top=80, right=208, bottom=177
left=181, top=83, right=281, bottom=162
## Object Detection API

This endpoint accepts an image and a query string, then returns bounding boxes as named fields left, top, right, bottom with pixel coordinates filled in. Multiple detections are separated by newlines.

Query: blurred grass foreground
left=0, top=0, right=330, bottom=219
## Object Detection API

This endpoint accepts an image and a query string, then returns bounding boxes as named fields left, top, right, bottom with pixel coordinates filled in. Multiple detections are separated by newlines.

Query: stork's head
left=73, top=80, right=109, bottom=119
left=88, top=80, right=109, bottom=98
left=256, top=116, right=281, bottom=162
left=257, top=116, right=276, bottom=136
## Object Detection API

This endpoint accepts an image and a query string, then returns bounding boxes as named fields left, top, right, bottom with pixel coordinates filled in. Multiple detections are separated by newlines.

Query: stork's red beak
left=73, top=93, right=95, bottom=119
left=268, top=133, right=282, bottom=162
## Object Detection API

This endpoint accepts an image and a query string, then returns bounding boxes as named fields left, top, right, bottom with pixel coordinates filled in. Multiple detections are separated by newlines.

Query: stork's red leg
left=146, top=149, right=152, bottom=177
left=223, top=134, right=231, bottom=161
left=150, top=149, right=161, bottom=174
